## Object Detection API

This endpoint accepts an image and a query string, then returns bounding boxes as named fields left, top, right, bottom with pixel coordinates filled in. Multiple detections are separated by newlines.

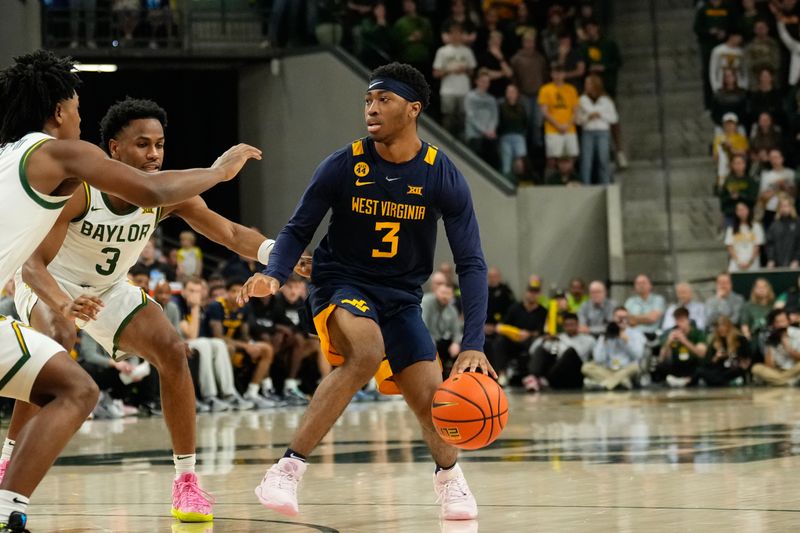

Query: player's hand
left=237, top=273, right=280, bottom=305
left=211, top=144, right=262, bottom=182
left=294, top=255, right=313, bottom=278
left=61, top=294, right=104, bottom=322
left=450, top=350, right=498, bottom=379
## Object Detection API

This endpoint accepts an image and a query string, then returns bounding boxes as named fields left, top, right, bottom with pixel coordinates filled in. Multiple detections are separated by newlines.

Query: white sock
left=173, top=453, right=196, bottom=478
left=1, top=439, right=15, bottom=462
left=285, top=378, right=299, bottom=390
left=261, top=377, right=273, bottom=394
left=364, top=378, right=377, bottom=392
left=0, top=490, right=28, bottom=521
left=246, top=383, right=261, bottom=397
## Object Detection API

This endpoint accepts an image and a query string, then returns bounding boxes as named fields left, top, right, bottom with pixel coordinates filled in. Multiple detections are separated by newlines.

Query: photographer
left=694, top=316, right=751, bottom=386
left=581, top=307, right=646, bottom=390
left=522, top=313, right=595, bottom=392
left=653, top=307, right=708, bottom=387
left=751, top=309, right=800, bottom=385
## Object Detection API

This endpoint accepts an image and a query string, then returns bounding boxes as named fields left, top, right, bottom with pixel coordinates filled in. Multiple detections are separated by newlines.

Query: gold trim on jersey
left=18, top=138, right=69, bottom=210
left=352, top=140, right=364, bottom=156
left=424, top=145, right=438, bottom=166
left=71, top=182, right=92, bottom=222
left=0, top=322, right=32, bottom=390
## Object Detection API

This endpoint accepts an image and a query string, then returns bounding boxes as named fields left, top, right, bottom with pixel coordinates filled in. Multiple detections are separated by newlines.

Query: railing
left=41, top=2, right=272, bottom=52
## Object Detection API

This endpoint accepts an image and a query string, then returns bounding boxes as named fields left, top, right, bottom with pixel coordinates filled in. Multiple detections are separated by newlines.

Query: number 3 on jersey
left=372, top=222, right=399, bottom=258
left=96, top=247, right=121, bottom=275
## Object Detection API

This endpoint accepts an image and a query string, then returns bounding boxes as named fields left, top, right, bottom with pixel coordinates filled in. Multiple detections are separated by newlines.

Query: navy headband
left=367, top=77, right=423, bottom=107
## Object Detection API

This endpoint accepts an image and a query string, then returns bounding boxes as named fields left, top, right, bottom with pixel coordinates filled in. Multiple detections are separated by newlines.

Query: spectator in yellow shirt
left=177, top=230, right=204, bottom=279
left=538, top=62, right=580, bottom=167
left=713, top=112, right=749, bottom=189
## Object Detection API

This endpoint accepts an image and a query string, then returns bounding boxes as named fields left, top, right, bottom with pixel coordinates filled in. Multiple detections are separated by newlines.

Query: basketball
left=431, top=372, right=509, bottom=450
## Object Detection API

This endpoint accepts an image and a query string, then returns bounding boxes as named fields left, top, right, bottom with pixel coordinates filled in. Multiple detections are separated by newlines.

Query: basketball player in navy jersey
left=239, top=62, right=495, bottom=521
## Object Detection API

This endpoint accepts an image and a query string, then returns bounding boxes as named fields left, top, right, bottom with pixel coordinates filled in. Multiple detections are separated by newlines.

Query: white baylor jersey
left=0, top=132, right=70, bottom=288
left=47, top=184, right=161, bottom=289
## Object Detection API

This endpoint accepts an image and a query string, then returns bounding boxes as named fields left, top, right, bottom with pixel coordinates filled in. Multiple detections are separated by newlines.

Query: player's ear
left=108, top=138, right=119, bottom=158
left=53, top=102, right=64, bottom=126
left=409, top=102, right=422, bottom=120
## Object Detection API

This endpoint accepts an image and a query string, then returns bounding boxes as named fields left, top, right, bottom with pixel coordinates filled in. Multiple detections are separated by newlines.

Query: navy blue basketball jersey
left=265, top=137, right=488, bottom=351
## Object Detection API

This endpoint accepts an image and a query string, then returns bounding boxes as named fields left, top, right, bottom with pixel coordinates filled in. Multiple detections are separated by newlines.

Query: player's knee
left=149, top=339, right=189, bottom=375
left=70, top=373, right=100, bottom=415
left=344, top=347, right=382, bottom=380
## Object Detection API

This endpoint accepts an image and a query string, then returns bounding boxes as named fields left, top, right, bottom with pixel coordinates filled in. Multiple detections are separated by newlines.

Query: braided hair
left=0, top=50, right=81, bottom=144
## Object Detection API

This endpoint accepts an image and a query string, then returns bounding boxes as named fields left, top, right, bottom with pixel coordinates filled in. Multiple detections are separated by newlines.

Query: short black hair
left=225, top=277, right=248, bottom=291
left=0, top=50, right=81, bottom=144
left=673, top=307, right=690, bottom=320
left=369, top=62, right=431, bottom=111
left=99, top=97, right=167, bottom=154
left=563, top=312, right=579, bottom=322
left=128, top=264, right=150, bottom=278
left=768, top=308, right=788, bottom=326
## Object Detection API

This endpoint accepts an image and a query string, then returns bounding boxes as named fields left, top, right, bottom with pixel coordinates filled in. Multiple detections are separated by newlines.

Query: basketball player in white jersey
left=0, top=50, right=260, bottom=532
left=1, top=96, right=301, bottom=524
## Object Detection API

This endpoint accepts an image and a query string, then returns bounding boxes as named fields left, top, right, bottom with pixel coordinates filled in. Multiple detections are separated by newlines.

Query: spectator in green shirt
left=719, top=153, right=759, bottom=226
left=740, top=278, right=775, bottom=340
left=654, top=307, right=708, bottom=387
left=392, top=0, right=434, bottom=74
left=581, top=19, right=622, bottom=98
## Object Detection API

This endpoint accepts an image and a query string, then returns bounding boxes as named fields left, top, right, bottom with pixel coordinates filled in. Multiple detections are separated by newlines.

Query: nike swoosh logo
left=12, top=497, right=26, bottom=504
left=386, top=177, right=401, bottom=182
left=355, top=179, right=375, bottom=186
left=90, top=207, right=102, bottom=211
left=432, top=401, right=459, bottom=408
left=175, top=455, right=193, bottom=460
left=368, top=81, right=383, bottom=90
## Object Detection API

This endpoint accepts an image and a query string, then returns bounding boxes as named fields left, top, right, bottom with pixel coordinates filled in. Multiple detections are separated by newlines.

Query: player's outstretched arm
left=237, top=273, right=280, bottom=306
left=20, top=191, right=103, bottom=322
left=37, top=140, right=261, bottom=208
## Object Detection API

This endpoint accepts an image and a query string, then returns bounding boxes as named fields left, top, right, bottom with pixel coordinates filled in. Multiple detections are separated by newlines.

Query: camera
left=605, top=321, right=620, bottom=339
left=767, top=327, right=787, bottom=347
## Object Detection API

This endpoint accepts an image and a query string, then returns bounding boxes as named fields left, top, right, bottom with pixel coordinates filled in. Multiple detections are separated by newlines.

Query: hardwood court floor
left=22, top=388, right=800, bottom=532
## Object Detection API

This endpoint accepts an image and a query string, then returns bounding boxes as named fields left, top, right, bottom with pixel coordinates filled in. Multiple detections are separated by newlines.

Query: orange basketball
left=431, top=372, right=509, bottom=450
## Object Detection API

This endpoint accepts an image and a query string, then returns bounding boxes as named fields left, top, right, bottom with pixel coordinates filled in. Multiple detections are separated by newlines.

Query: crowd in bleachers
left=698, top=0, right=800, bottom=270
left=54, top=0, right=626, bottom=185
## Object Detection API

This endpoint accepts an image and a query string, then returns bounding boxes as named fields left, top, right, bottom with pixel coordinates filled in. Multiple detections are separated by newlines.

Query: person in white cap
left=713, top=112, right=748, bottom=189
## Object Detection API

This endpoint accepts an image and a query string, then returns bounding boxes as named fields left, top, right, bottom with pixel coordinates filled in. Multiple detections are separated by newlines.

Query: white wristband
left=257, top=239, right=275, bottom=265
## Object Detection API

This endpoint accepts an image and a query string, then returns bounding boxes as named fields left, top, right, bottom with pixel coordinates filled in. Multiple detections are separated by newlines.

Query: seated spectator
left=709, top=28, right=747, bottom=94
left=705, top=272, right=746, bottom=326
left=694, top=316, right=751, bottom=386
left=749, top=112, right=782, bottom=154
left=422, top=282, right=462, bottom=376
left=557, top=33, right=587, bottom=90
left=433, top=22, right=477, bottom=137
left=205, top=278, right=277, bottom=409
left=578, top=280, right=617, bottom=336
left=477, top=30, right=514, bottom=98
left=576, top=73, right=618, bottom=185
left=523, top=312, right=594, bottom=392
left=711, top=68, right=748, bottom=127
left=776, top=275, right=800, bottom=311
left=464, top=69, right=498, bottom=163
left=624, top=274, right=666, bottom=337
left=392, top=0, right=434, bottom=74
left=725, top=201, right=764, bottom=272
left=441, top=0, right=478, bottom=47
left=719, top=154, right=758, bottom=226
left=654, top=307, right=708, bottom=387
left=740, top=277, right=775, bottom=339
left=219, top=252, right=260, bottom=281
left=70, top=0, right=97, bottom=49
left=491, top=280, right=548, bottom=386
left=177, top=230, right=203, bottom=279
left=751, top=308, right=800, bottom=385
left=497, top=83, right=528, bottom=180
left=766, top=195, right=800, bottom=268
left=539, top=63, right=580, bottom=167
left=510, top=30, right=546, bottom=148
left=663, top=282, right=707, bottom=332
left=178, top=277, right=254, bottom=411
left=713, top=113, right=749, bottom=189
left=567, top=278, right=588, bottom=313
left=746, top=68, right=784, bottom=126
left=486, top=266, right=515, bottom=328
left=153, top=280, right=181, bottom=329
left=582, top=307, right=647, bottom=390
left=128, top=263, right=151, bottom=291
left=135, top=237, right=175, bottom=288
left=759, top=148, right=795, bottom=229
left=543, top=156, right=581, bottom=186
left=744, top=19, right=781, bottom=89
